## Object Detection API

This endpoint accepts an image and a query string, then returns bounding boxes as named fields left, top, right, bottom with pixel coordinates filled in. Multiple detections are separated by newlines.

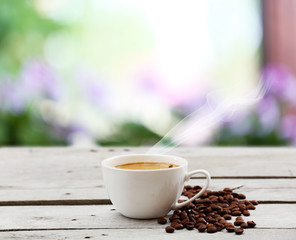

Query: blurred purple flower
left=0, top=76, right=28, bottom=114
left=137, top=69, right=207, bottom=108
left=225, top=111, right=252, bottom=136
left=255, top=95, right=280, bottom=134
left=0, top=59, right=61, bottom=115
left=21, top=59, right=60, bottom=100
left=49, top=122, right=92, bottom=145
left=262, top=64, right=296, bottom=105
left=74, top=65, right=108, bottom=108
left=281, top=114, right=296, bottom=145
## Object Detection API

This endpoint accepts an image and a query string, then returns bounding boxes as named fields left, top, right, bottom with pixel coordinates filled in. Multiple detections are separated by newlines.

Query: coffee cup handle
left=172, top=169, right=211, bottom=210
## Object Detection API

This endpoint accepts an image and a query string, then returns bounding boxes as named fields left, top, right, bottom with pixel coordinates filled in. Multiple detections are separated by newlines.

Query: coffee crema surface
left=115, top=162, right=180, bottom=170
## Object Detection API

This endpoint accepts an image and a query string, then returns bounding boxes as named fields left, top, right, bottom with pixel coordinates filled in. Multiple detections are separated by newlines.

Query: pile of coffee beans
left=157, top=185, right=258, bottom=235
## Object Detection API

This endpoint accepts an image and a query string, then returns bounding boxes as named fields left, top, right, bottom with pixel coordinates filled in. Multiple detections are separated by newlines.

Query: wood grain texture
left=0, top=147, right=295, bottom=238
left=0, top=147, right=295, bottom=178
left=1, top=229, right=296, bottom=240
left=0, top=204, right=295, bottom=230
left=0, top=147, right=295, bottom=203
left=0, top=179, right=295, bottom=203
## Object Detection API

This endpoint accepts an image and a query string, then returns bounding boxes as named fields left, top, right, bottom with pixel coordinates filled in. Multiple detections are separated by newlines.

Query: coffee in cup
left=115, top=162, right=180, bottom=170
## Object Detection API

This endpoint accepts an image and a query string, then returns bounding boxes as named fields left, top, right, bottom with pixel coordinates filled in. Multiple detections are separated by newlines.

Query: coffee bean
left=218, top=210, right=228, bottom=215
left=211, top=204, right=222, bottom=211
left=219, top=219, right=227, bottom=225
left=185, top=223, right=195, bottom=230
left=231, top=207, right=240, bottom=212
left=197, top=205, right=207, bottom=211
left=232, top=193, right=239, bottom=198
left=174, top=224, right=184, bottom=230
left=207, top=212, right=215, bottom=217
left=183, top=191, right=190, bottom=197
left=247, top=221, right=256, bottom=228
left=180, top=211, right=188, bottom=219
left=210, top=197, right=219, bottom=203
left=184, top=185, right=193, bottom=190
left=220, top=203, right=229, bottom=208
left=169, top=214, right=179, bottom=222
left=247, top=204, right=256, bottom=210
left=218, top=190, right=226, bottom=195
left=250, top=200, right=258, bottom=205
left=207, top=225, right=217, bottom=233
left=194, top=222, right=203, bottom=229
left=239, top=205, right=247, bottom=211
left=226, top=226, right=235, bottom=232
left=203, top=199, right=212, bottom=204
left=215, top=222, right=224, bottom=231
left=165, top=226, right=175, bottom=233
left=240, top=222, right=249, bottom=228
left=197, top=224, right=207, bottom=232
left=196, top=217, right=207, bottom=224
left=188, top=202, right=195, bottom=209
left=232, top=210, right=241, bottom=216
left=224, top=187, right=232, bottom=192
left=230, top=202, right=239, bottom=208
left=202, top=190, right=212, bottom=198
left=173, top=210, right=181, bottom=215
left=223, top=214, right=232, bottom=220
left=234, top=220, right=244, bottom=226
left=238, top=194, right=246, bottom=199
left=189, top=216, right=196, bottom=223
left=208, top=218, right=217, bottom=224
left=236, top=216, right=243, bottom=221
left=243, top=210, right=250, bottom=216
left=225, top=222, right=234, bottom=228
left=170, top=222, right=179, bottom=228
left=235, top=228, right=244, bottom=235
left=157, top=217, right=167, bottom=224
left=181, top=218, right=189, bottom=225
left=193, top=185, right=202, bottom=190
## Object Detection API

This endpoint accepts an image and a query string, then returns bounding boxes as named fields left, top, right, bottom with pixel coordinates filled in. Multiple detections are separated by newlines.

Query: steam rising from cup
left=147, top=78, right=270, bottom=155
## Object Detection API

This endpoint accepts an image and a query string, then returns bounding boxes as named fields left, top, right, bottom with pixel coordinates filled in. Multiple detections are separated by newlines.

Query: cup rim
left=102, top=153, right=187, bottom=172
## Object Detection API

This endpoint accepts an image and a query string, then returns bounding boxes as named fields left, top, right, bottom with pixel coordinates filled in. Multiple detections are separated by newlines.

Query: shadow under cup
left=102, top=154, right=209, bottom=219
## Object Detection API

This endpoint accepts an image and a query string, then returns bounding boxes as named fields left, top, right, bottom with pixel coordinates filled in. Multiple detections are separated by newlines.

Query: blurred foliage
left=215, top=128, right=288, bottom=146
left=0, top=0, right=62, bottom=74
left=0, top=1, right=294, bottom=147
left=0, top=111, right=66, bottom=145
left=0, top=0, right=66, bottom=145
left=214, top=114, right=289, bottom=146
left=99, top=122, right=162, bottom=146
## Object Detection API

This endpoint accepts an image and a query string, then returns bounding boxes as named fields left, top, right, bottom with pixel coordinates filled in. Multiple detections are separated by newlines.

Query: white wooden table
left=0, top=147, right=296, bottom=239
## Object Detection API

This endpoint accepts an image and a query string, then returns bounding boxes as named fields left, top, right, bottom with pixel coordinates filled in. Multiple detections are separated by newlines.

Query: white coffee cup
left=102, top=154, right=210, bottom=219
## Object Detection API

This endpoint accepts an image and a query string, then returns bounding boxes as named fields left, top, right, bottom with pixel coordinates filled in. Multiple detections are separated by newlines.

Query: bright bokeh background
left=1, top=0, right=295, bottom=146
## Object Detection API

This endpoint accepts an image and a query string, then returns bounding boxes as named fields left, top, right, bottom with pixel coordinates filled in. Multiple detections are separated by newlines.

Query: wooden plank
left=0, top=147, right=295, bottom=178
left=0, top=204, right=295, bottom=230
left=1, top=229, right=296, bottom=240
left=0, top=178, right=295, bottom=203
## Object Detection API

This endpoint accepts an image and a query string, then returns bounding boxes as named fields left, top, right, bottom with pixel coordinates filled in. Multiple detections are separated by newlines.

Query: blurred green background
left=0, top=0, right=295, bottom=147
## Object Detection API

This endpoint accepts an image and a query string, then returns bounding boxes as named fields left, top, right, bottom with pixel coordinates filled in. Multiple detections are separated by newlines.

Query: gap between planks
left=0, top=200, right=296, bottom=206
left=0, top=227, right=295, bottom=232
left=192, top=176, right=296, bottom=179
